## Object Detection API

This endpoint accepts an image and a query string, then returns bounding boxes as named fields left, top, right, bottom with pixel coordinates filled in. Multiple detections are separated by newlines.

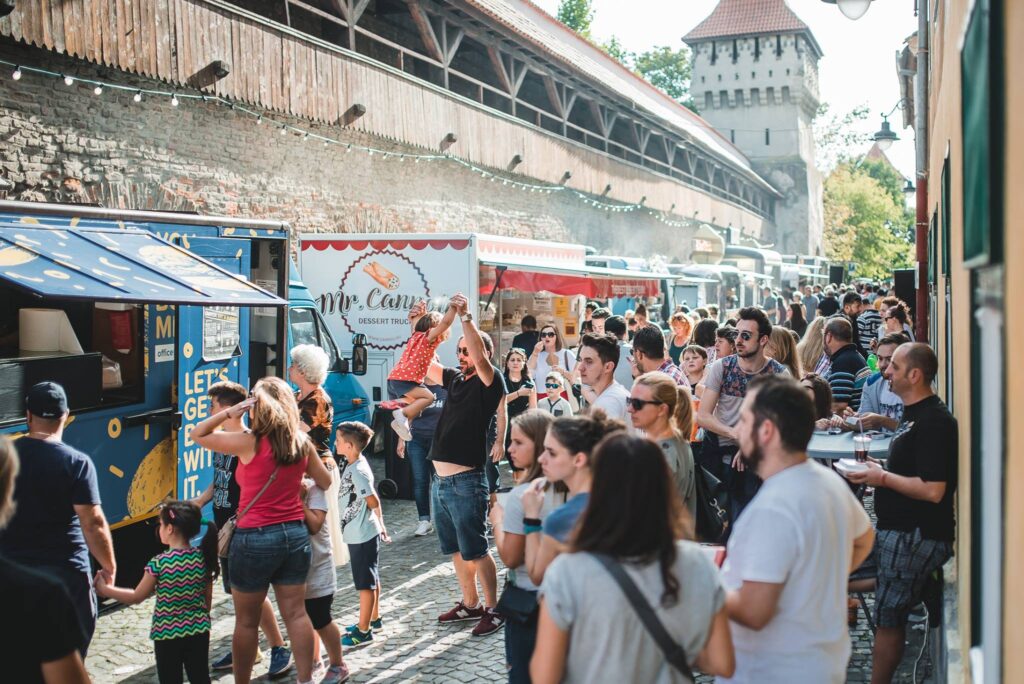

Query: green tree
left=602, top=35, right=633, bottom=65
left=634, top=46, right=694, bottom=109
left=814, top=103, right=871, bottom=173
left=557, top=0, right=594, bottom=37
left=823, top=162, right=915, bottom=280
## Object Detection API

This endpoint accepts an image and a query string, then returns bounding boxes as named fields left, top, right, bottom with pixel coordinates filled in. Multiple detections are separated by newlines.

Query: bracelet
left=523, top=517, right=542, bottom=527
left=524, top=524, right=542, bottom=534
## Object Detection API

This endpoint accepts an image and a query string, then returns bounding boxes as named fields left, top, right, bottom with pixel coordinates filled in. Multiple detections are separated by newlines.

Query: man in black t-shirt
left=0, top=382, right=116, bottom=656
left=817, top=287, right=841, bottom=317
left=846, top=344, right=956, bottom=684
left=510, top=314, right=539, bottom=355
left=426, top=299, right=507, bottom=637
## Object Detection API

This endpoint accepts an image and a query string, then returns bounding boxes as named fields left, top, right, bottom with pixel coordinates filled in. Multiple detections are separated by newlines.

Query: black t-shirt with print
left=429, top=365, right=507, bottom=468
left=875, top=395, right=958, bottom=541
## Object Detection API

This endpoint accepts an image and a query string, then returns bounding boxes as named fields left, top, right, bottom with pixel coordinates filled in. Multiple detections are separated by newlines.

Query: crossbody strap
left=592, top=553, right=693, bottom=680
left=236, top=461, right=282, bottom=526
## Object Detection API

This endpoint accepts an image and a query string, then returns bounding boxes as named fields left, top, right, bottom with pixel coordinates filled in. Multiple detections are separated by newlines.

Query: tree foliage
left=823, top=162, right=915, bottom=279
left=633, top=46, right=695, bottom=109
left=556, top=0, right=594, bottom=37
left=814, top=103, right=871, bottom=173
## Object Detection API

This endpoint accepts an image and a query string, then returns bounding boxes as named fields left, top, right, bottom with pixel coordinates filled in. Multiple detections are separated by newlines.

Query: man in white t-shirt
left=577, top=332, right=629, bottom=419
left=719, top=375, right=874, bottom=684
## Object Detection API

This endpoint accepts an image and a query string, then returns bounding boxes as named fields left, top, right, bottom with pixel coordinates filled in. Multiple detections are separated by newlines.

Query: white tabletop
left=807, top=431, right=892, bottom=461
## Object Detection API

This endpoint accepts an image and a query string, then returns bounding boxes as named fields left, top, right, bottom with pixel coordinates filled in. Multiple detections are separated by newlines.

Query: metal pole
left=915, top=0, right=930, bottom=343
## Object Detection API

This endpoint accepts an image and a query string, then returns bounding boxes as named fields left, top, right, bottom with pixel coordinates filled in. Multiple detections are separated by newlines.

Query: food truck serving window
left=0, top=222, right=286, bottom=423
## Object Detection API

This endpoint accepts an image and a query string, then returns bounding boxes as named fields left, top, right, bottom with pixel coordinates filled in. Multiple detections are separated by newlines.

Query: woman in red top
left=193, top=376, right=332, bottom=684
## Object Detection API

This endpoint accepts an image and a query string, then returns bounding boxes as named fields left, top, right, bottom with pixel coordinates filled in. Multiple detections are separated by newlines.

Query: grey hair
left=290, top=344, right=330, bottom=385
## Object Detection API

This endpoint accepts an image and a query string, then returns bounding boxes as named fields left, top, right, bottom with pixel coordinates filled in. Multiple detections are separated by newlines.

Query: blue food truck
left=0, top=200, right=369, bottom=584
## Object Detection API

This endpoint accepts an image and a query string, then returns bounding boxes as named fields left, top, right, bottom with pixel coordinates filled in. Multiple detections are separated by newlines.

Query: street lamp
left=873, top=116, right=898, bottom=151
left=820, top=0, right=874, bottom=20
left=903, top=179, right=916, bottom=195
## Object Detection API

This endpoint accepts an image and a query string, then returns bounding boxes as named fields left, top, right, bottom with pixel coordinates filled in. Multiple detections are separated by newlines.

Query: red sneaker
left=471, top=608, right=506, bottom=637
left=437, top=601, right=486, bottom=624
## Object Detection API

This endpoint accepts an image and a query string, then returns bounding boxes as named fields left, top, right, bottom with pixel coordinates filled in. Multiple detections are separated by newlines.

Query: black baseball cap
left=26, top=382, right=68, bottom=419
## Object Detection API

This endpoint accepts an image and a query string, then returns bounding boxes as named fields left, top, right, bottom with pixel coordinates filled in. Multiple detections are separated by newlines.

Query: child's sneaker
left=311, top=658, right=326, bottom=681
left=320, top=664, right=351, bottom=684
left=345, top=618, right=383, bottom=633
left=341, top=627, right=373, bottom=647
left=390, top=409, right=413, bottom=441
left=414, top=520, right=433, bottom=537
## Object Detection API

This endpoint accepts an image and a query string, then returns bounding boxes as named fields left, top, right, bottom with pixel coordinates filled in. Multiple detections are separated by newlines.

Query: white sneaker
left=414, top=520, right=433, bottom=537
left=391, top=409, right=413, bottom=441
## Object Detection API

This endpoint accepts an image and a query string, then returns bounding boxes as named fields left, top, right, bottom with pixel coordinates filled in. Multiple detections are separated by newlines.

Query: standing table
left=807, top=431, right=893, bottom=462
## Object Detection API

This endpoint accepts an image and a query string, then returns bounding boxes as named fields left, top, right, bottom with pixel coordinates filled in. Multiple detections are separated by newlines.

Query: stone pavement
left=86, top=461, right=931, bottom=683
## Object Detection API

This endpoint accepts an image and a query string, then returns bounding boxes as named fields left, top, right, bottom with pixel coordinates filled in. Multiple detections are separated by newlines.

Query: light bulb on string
left=256, top=115, right=263, bottom=125
left=170, top=93, right=179, bottom=107
left=93, top=85, right=103, bottom=95
left=279, top=126, right=287, bottom=136
left=12, top=66, right=21, bottom=81
left=63, top=74, right=74, bottom=86
left=133, top=90, right=142, bottom=103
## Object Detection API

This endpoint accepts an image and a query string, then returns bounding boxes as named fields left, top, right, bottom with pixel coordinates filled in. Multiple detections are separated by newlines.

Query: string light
left=0, top=56, right=746, bottom=233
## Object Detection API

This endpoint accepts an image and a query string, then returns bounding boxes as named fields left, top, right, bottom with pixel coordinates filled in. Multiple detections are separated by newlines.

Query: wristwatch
left=461, top=312, right=473, bottom=322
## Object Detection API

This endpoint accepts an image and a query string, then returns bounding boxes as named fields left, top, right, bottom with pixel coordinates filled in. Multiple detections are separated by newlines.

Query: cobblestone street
left=87, top=462, right=929, bottom=683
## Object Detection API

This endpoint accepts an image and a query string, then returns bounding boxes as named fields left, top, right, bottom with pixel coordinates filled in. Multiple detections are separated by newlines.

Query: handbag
left=496, top=579, right=539, bottom=624
left=592, top=553, right=694, bottom=680
left=694, top=464, right=729, bottom=545
left=218, top=464, right=281, bottom=557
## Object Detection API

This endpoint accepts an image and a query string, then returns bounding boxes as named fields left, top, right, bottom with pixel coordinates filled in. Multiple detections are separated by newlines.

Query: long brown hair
left=250, top=376, right=310, bottom=465
left=572, top=433, right=688, bottom=606
left=539, top=322, right=566, bottom=352
left=768, top=325, right=802, bottom=378
left=633, top=371, right=693, bottom=439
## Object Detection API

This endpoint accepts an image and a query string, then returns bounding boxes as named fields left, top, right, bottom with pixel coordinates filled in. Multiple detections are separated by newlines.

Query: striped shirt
left=145, top=546, right=211, bottom=641
left=826, top=344, right=870, bottom=410
left=857, top=309, right=883, bottom=356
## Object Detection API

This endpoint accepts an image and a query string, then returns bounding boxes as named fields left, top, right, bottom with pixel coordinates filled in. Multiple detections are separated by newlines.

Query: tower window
left=718, top=74, right=722, bottom=82
left=765, top=129, right=771, bottom=145
left=731, top=129, right=736, bottom=143
left=775, top=34, right=782, bottom=57
left=752, top=72, right=757, bottom=79
left=732, top=39, right=738, bottom=63
left=705, top=91, right=714, bottom=109
left=769, top=69, right=773, bottom=77
left=754, top=37, right=761, bottom=61
left=701, top=76, right=705, bottom=83
left=711, top=42, right=717, bottom=65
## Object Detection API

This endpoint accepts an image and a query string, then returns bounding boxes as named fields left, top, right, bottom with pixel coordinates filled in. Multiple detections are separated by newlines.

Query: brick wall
left=0, top=42, right=704, bottom=261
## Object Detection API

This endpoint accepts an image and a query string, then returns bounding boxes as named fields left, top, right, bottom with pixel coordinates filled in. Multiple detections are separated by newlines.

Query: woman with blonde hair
left=193, top=376, right=333, bottom=684
left=767, top=325, right=803, bottom=379
left=627, top=371, right=697, bottom=520
left=666, top=311, right=692, bottom=366
left=797, top=316, right=830, bottom=378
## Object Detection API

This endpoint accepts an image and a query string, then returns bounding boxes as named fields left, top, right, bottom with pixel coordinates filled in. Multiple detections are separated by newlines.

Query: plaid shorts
left=874, top=528, right=952, bottom=628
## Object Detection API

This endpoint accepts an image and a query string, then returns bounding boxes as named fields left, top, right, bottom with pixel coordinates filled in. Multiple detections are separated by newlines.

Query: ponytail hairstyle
left=548, top=409, right=625, bottom=468
left=633, top=372, right=693, bottom=440
left=250, top=376, right=310, bottom=465
left=158, top=500, right=219, bottom=580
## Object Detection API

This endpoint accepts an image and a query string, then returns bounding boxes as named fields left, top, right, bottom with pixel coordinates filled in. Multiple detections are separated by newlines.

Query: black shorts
left=348, top=536, right=380, bottom=591
left=304, top=594, right=335, bottom=630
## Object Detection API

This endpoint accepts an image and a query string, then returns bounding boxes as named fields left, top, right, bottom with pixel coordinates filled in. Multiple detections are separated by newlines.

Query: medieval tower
left=684, top=0, right=825, bottom=256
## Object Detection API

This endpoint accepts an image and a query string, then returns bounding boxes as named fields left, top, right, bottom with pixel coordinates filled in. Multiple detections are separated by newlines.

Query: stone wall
left=0, top=42, right=706, bottom=262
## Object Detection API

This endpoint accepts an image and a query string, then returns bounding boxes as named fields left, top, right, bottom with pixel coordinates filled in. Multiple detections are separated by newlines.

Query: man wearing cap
left=0, top=382, right=116, bottom=654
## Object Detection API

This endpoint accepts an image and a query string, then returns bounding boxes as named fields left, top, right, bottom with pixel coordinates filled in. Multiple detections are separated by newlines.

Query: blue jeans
left=405, top=434, right=433, bottom=521
left=505, top=606, right=538, bottom=683
left=431, top=470, right=489, bottom=560
left=228, top=520, right=311, bottom=592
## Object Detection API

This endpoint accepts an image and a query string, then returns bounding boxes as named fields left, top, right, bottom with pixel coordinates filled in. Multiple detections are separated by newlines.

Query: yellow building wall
left=1002, top=1, right=1024, bottom=680
left=929, top=0, right=1023, bottom=680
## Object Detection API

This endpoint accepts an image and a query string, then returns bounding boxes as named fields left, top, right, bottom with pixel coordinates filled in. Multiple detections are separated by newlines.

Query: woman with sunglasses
left=492, top=348, right=538, bottom=482
left=627, top=372, right=697, bottom=520
left=538, top=373, right=574, bottom=418
left=528, top=324, right=576, bottom=399
left=880, top=302, right=915, bottom=342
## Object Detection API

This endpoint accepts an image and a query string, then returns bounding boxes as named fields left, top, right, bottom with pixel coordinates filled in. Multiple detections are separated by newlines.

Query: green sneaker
left=341, top=628, right=373, bottom=647
left=345, top=618, right=382, bottom=633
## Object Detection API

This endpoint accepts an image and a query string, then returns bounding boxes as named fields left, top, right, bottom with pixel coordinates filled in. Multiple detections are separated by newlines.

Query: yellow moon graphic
left=126, top=437, right=176, bottom=518
left=0, top=245, right=37, bottom=266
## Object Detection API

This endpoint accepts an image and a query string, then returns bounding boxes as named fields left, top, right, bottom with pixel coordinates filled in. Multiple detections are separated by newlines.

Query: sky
left=532, top=0, right=919, bottom=179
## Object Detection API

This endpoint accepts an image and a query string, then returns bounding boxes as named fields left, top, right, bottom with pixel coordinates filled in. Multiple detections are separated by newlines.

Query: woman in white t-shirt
left=531, top=433, right=734, bottom=683
left=528, top=324, right=576, bottom=399
left=490, top=410, right=566, bottom=684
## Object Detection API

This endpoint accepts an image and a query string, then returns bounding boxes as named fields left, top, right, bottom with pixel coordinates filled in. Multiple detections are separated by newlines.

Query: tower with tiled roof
left=684, top=0, right=824, bottom=256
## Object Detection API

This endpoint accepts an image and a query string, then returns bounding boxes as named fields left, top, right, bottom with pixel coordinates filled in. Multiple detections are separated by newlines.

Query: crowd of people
left=0, top=278, right=957, bottom=684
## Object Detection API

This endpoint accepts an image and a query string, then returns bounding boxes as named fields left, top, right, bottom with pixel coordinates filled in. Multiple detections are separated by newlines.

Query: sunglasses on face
left=456, top=347, right=470, bottom=356
left=540, top=331, right=556, bottom=338
left=737, top=331, right=756, bottom=341
left=627, top=397, right=663, bottom=411
left=545, top=383, right=561, bottom=389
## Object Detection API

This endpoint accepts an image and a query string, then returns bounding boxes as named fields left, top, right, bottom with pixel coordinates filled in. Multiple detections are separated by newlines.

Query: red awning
left=479, top=263, right=662, bottom=298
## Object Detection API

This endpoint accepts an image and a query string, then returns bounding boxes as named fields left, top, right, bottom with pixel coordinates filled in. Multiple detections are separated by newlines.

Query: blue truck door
left=175, top=237, right=251, bottom=502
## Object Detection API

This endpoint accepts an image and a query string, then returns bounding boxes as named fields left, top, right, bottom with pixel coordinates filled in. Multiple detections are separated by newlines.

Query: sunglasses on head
left=540, top=331, right=556, bottom=338
left=627, top=397, right=663, bottom=411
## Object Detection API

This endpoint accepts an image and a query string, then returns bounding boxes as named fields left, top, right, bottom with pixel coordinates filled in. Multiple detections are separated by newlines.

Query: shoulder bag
left=592, top=553, right=694, bottom=680
left=218, top=464, right=281, bottom=557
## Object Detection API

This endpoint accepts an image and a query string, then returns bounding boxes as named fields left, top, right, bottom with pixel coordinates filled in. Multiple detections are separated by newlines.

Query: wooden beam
left=542, top=74, right=563, bottom=117
left=487, top=46, right=512, bottom=93
left=662, top=138, right=677, bottom=166
left=588, top=99, right=606, bottom=136
left=445, top=26, right=465, bottom=66
left=405, top=0, right=443, bottom=63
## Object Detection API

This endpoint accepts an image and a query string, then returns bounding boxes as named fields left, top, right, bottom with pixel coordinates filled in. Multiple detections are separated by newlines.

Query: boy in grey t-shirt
left=301, top=478, right=348, bottom=681
left=336, top=422, right=391, bottom=647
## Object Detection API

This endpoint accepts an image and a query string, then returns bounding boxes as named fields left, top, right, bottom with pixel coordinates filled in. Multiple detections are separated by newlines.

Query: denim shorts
left=228, top=520, right=311, bottom=593
left=388, top=379, right=424, bottom=400
left=431, top=470, right=489, bottom=561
